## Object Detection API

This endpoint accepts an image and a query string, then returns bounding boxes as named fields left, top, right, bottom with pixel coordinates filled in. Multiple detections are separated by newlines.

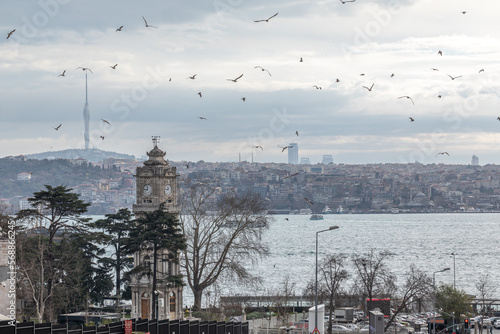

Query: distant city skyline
left=2, top=1, right=500, bottom=164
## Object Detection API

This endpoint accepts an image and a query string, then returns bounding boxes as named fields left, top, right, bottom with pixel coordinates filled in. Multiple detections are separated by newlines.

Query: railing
left=0, top=318, right=249, bottom=334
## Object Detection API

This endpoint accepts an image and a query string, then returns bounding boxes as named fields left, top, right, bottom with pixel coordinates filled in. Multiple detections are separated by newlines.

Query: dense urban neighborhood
left=1, top=154, right=500, bottom=214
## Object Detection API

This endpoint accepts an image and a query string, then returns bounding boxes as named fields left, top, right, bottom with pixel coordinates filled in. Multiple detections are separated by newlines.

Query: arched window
left=169, top=292, right=176, bottom=312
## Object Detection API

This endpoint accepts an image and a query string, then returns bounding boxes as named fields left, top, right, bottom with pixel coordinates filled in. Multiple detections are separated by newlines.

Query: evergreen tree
left=93, top=208, right=135, bottom=309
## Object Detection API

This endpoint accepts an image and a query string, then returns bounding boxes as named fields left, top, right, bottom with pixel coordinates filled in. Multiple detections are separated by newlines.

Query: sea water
left=91, top=213, right=500, bottom=307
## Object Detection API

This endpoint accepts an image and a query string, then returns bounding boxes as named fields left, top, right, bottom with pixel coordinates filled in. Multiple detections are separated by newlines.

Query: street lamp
left=315, top=226, right=339, bottom=334
left=451, top=253, right=456, bottom=289
left=433, top=268, right=450, bottom=334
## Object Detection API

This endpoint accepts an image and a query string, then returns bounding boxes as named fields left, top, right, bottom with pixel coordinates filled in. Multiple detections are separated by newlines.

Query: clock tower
left=130, top=137, right=183, bottom=320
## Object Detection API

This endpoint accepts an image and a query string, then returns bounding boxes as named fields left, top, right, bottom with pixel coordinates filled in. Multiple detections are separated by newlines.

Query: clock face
left=164, top=184, right=172, bottom=196
left=143, top=184, right=152, bottom=196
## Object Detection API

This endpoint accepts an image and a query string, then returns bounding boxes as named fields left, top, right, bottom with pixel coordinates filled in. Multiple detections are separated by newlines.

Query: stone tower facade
left=130, top=138, right=183, bottom=320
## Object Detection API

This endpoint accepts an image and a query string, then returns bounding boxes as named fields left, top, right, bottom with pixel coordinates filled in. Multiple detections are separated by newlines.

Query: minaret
left=83, top=72, right=90, bottom=150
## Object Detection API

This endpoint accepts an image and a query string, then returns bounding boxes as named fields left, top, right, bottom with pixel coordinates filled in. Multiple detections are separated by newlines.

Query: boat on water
left=337, top=205, right=345, bottom=214
left=310, top=214, right=324, bottom=220
left=322, top=205, right=333, bottom=214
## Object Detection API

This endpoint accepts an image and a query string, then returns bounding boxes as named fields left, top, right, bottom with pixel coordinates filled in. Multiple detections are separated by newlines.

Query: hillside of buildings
left=2, top=154, right=500, bottom=215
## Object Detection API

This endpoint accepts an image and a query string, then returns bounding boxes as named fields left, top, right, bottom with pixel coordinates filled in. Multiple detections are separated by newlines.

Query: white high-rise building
left=322, top=155, right=334, bottom=164
left=288, top=143, right=298, bottom=164
left=471, top=154, right=479, bottom=166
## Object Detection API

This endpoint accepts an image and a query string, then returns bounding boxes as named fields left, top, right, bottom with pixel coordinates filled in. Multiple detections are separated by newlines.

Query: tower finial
left=152, top=135, right=160, bottom=147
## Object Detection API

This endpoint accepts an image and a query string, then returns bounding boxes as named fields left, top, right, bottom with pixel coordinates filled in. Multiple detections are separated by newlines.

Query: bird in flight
left=398, top=96, right=415, bottom=105
left=479, top=69, right=484, bottom=73
left=431, top=68, right=439, bottom=71
left=142, top=16, right=157, bottom=28
left=295, top=131, right=299, bottom=136
left=100, top=136, right=105, bottom=140
left=6, top=29, right=15, bottom=39
left=335, top=78, right=340, bottom=83
left=461, top=11, right=467, bottom=14
left=58, top=70, right=66, bottom=77
left=304, top=198, right=313, bottom=205
left=313, top=85, right=322, bottom=90
left=185, top=164, right=189, bottom=169
left=53, top=124, right=62, bottom=130
left=226, top=74, right=243, bottom=82
left=390, top=73, right=395, bottom=78
left=409, top=117, right=414, bottom=122
left=340, top=0, right=356, bottom=3
left=437, top=95, right=442, bottom=99
left=285, top=218, right=289, bottom=221
left=109, top=64, right=118, bottom=69
left=198, top=116, right=207, bottom=120
left=101, top=119, right=110, bottom=125
left=436, top=152, right=450, bottom=157
left=115, top=26, right=123, bottom=32
left=299, top=57, right=303, bottom=62
left=254, top=66, right=272, bottom=76
left=283, top=172, right=299, bottom=179
left=76, top=67, right=93, bottom=74
left=363, top=83, right=374, bottom=91
left=197, top=92, right=202, bottom=98
left=278, top=145, right=292, bottom=152
left=447, top=74, right=462, bottom=80
left=188, top=74, right=197, bottom=80
left=241, top=97, right=246, bottom=102
left=252, top=145, right=263, bottom=150
left=254, top=12, right=278, bottom=22
left=438, top=50, right=443, bottom=56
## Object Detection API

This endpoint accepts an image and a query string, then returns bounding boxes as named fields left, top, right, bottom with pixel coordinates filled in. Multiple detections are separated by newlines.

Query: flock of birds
left=4, top=1, right=493, bottom=162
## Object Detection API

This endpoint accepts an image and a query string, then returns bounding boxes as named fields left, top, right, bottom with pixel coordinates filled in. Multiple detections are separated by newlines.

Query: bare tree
left=353, top=250, right=395, bottom=315
left=273, top=275, right=296, bottom=326
left=476, top=274, right=496, bottom=333
left=320, top=254, right=349, bottom=334
left=383, top=265, right=432, bottom=331
left=180, top=181, right=270, bottom=310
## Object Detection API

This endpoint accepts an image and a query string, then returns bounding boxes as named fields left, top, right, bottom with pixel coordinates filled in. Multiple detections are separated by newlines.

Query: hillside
left=25, top=148, right=135, bottom=163
left=0, top=158, right=126, bottom=199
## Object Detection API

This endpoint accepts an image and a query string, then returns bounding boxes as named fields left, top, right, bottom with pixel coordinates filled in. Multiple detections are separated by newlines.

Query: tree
left=92, top=208, right=135, bottom=309
left=16, top=185, right=91, bottom=243
left=15, top=185, right=92, bottom=322
left=435, top=284, right=473, bottom=323
left=319, top=254, right=349, bottom=334
left=180, top=182, right=270, bottom=310
left=273, top=275, right=296, bottom=326
left=353, top=250, right=395, bottom=315
left=383, top=265, right=432, bottom=331
left=476, top=274, right=496, bottom=332
left=16, top=233, right=99, bottom=321
left=127, top=203, right=187, bottom=319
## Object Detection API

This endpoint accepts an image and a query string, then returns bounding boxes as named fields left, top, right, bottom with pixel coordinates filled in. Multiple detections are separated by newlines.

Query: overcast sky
left=1, top=0, right=500, bottom=164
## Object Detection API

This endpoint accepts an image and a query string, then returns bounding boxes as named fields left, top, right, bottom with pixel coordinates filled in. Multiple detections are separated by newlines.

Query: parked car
left=359, top=325, right=370, bottom=334
left=494, top=320, right=500, bottom=329
left=330, top=325, right=353, bottom=333
left=344, top=324, right=359, bottom=331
